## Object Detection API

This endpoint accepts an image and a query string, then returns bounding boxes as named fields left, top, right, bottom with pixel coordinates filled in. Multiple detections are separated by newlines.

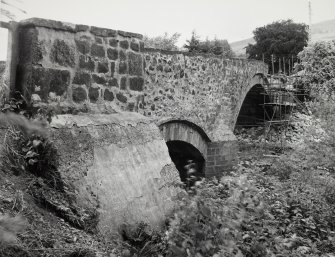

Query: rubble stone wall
left=142, top=49, right=267, bottom=141
left=6, top=18, right=270, bottom=176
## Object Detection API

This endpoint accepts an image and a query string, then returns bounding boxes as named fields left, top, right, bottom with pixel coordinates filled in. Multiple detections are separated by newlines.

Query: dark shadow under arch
left=235, top=84, right=272, bottom=128
left=159, top=120, right=210, bottom=186
left=166, top=140, right=205, bottom=186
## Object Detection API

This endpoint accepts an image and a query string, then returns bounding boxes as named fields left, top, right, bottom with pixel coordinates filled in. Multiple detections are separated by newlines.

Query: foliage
left=184, top=31, right=201, bottom=53
left=296, top=40, right=335, bottom=100
left=143, top=32, right=181, bottom=51
left=166, top=177, right=261, bottom=257
left=0, top=113, right=60, bottom=182
left=117, top=222, right=168, bottom=257
left=184, top=31, right=234, bottom=58
left=292, top=41, right=335, bottom=173
left=1, top=93, right=55, bottom=123
left=246, top=19, right=309, bottom=73
left=118, top=108, right=335, bottom=256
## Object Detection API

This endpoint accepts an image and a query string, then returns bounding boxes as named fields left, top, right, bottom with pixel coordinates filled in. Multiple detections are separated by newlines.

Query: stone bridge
left=1, top=18, right=269, bottom=236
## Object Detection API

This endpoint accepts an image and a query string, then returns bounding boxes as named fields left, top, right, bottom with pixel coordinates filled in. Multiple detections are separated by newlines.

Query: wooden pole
left=271, top=54, right=274, bottom=75
left=283, top=57, right=286, bottom=75
left=288, top=56, right=291, bottom=75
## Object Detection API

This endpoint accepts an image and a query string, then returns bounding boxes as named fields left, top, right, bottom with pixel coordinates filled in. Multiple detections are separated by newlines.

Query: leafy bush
left=0, top=111, right=61, bottom=188
left=166, top=177, right=262, bottom=257
left=117, top=222, right=167, bottom=257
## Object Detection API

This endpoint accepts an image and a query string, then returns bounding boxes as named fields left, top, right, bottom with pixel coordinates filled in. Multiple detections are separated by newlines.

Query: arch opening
left=166, top=140, right=205, bottom=186
left=235, top=84, right=273, bottom=128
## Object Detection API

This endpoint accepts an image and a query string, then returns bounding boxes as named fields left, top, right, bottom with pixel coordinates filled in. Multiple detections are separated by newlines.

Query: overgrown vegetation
left=0, top=99, right=103, bottom=256
left=246, top=19, right=309, bottom=73
left=114, top=41, right=335, bottom=257
left=143, top=32, right=181, bottom=51
left=184, top=31, right=234, bottom=58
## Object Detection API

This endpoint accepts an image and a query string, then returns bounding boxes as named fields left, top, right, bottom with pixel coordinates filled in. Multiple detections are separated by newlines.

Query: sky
left=1, top=0, right=335, bottom=60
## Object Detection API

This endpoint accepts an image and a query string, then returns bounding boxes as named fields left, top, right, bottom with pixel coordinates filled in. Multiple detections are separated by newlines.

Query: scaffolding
left=261, top=74, right=308, bottom=151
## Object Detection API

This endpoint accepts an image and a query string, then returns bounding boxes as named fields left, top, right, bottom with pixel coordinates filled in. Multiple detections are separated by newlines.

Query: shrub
left=166, top=177, right=262, bottom=257
left=0, top=113, right=61, bottom=189
left=117, top=222, right=167, bottom=257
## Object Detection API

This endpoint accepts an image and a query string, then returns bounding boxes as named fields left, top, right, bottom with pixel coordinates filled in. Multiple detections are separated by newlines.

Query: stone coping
left=144, top=47, right=266, bottom=64
left=50, top=112, right=151, bottom=129
left=18, top=17, right=143, bottom=39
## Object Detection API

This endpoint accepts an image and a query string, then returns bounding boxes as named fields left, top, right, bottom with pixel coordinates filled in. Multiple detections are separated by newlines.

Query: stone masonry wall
left=15, top=18, right=145, bottom=113
left=13, top=18, right=268, bottom=139
left=10, top=18, right=268, bottom=178
left=141, top=49, right=268, bottom=141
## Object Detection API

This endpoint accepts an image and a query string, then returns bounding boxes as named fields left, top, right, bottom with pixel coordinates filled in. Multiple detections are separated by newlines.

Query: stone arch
left=233, top=73, right=272, bottom=128
left=158, top=120, right=211, bottom=184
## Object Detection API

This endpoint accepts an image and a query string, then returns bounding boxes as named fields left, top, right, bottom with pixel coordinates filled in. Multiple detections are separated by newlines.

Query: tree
left=296, top=40, right=335, bottom=100
left=184, top=30, right=201, bottom=53
left=209, top=38, right=234, bottom=57
left=246, top=19, right=309, bottom=74
left=143, top=32, right=181, bottom=51
left=184, top=31, right=234, bottom=58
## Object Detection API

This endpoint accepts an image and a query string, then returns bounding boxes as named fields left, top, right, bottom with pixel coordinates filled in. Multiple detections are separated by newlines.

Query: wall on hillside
left=50, top=112, right=180, bottom=237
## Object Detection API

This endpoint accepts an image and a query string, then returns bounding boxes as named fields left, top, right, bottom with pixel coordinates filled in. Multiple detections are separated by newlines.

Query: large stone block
left=50, top=39, right=75, bottom=67
left=103, top=89, right=114, bottom=101
left=107, top=78, right=118, bottom=88
left=97, top=62, right=109, bottom=74
left=50, top=113, right=180, bottom=237
left=92, top=74, right=106, bottom=85
left=109, top=39, right=118, bottom=47
left=18, top=27, right=43, bottom=65
left=119, top=50, right=127, bottom=74
left=75, top=40, right=90, bottom=55
left=79, top=55, right=95, bottom=71
left=90, top=26, right=117, bottom=37
left=116, top=92, right=127, bottom=103
left=89, top=87, right=99, bottom=103
left=119, top=40, right=129, bottom=49
left=73, top=72, right=91, bottom=86
left=128, top=52, right=143, bottom=76
left=129, top=77, right=144, bottom=91
left=91, top=44, right=105, bottom=58
left=107, top=48, right=118, bottom=60
left=31, top=67, right=70, bottom=101
left=130, top=41, right=139, bottom=52
left=72, top=86, right=87, bottom=103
